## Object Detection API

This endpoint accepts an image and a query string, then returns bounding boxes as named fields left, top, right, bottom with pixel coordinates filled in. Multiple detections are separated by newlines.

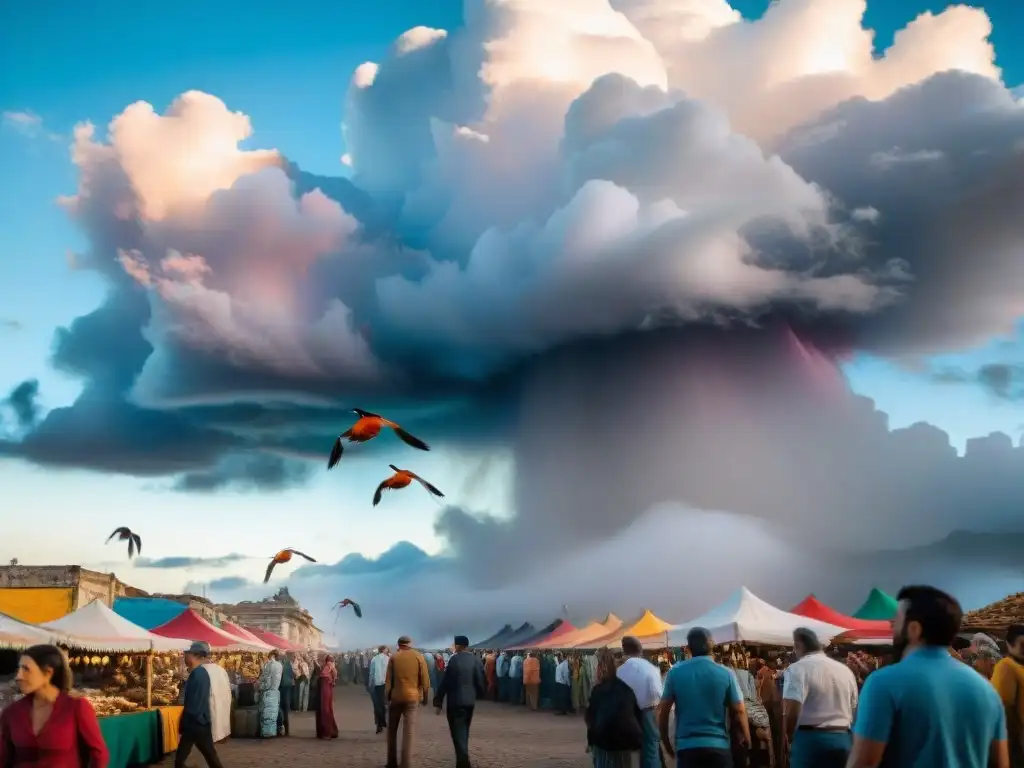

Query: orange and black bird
left=106, top=527, right=142, bottom=559
left=327, top=408, right=430, bottom=469
left=264, top=548, right=316, bottom=583
left=335, top=598, right=363, bottom=618
left=372, top=464, right=445, bottom=506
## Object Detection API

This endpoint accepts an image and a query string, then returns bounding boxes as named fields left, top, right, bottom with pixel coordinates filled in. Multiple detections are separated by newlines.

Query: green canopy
left=853, top=588, right=899, bottom=620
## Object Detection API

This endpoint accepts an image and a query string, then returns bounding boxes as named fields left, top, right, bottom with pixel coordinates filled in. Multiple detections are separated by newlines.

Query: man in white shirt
left=782, top=627, right=858, bottom=768
left=618, top=636, right=663, bottom=768
left=368, top=645, right=390, bottom=734
left=554, top=654, right=574, bottom=715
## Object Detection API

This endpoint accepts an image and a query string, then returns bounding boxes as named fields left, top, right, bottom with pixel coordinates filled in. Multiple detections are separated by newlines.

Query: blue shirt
left=662, top=656, right=742, bottom=750
left=181, top=664, right=212, bottom=728
left=368, top=653, right=389, bottom=687
left=854, top=646, right=1007, bottom=768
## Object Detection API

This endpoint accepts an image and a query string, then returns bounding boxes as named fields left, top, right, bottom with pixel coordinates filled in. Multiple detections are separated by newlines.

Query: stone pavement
left=163, top=684, right=594, bottom=767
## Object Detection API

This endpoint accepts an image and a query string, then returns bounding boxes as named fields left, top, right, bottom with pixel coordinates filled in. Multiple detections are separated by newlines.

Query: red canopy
left=245, top=626, right=302, bottom=651
left=220, top=621, right=274, bottom=650
left=510, top=620, right=577, bottom=649
left=830, top=628, right=893, bottom=645
left=151, top=609, right=259, bottom=649
left=790, top=595, right=891, bottom=632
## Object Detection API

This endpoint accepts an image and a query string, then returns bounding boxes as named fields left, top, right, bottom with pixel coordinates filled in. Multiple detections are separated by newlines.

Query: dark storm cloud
left=5, top=379, right=40, bottom=429
left=173, top=453, right=314, bottom=493
left=931, top=362, right=1024, bottom=400
left=135, top=553, right=249, bottom=569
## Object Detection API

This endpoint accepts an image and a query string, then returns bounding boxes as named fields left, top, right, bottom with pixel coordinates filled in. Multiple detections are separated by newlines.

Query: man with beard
left=991, top=624, right=1024, bottom=768
left=782, top=628, right=857, bottom=768
left=847, top=585, right=1009, bottom=768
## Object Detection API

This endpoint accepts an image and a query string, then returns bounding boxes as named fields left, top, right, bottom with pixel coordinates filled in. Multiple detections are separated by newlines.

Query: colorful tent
left=509, top=620, right=576, bottom=649
left=151, top=609, right=261, bottom=650
left=220, top=621, right=275, bottom=651
left=791, top=595, right=891, bottom=632
left=492, top=623, right=536, bottom=649
left=536, top=614, right=622, bottom=649
left=577, top=610, right=674, bottom=649
left=508, top=620, right=561, bottom=648
left=0, top=587, right=75, bottom=624
left=0, top=611, right=68, bottom=649
left=245, top=626, right=302, bottom=651
left=43, top=599, right=190, bottom=653
left=472, top=624, right=514, bottom=649
left=667, top=588, right=847, bottom=646
left=852, top=588, right=899, bottom=621
left=113, top=597, right=187, bottom=629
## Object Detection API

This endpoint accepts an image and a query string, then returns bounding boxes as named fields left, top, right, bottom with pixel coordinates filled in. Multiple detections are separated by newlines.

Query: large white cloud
left=11, top=0, right=1024, bottom=642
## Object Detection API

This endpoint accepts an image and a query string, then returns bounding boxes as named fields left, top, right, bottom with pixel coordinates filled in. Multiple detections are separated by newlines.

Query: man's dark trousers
left=278, top=685, right=293, bottom=735
left=373, top=684, right=388, bottom=730
left=175, top=722, right=224, bottom=768
left=446, top=704, right=475, bottom=768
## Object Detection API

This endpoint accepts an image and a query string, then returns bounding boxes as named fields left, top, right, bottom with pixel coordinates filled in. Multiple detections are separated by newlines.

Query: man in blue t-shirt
left=848, top=584, right=1009, bottom=768
left=658, top=627, right=749, bottom=768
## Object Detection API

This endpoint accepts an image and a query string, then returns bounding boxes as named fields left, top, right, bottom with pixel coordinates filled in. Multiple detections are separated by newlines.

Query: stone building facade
left=0, top=565, right=128, bottom=609
left=217, top=588, right=323, bottom=649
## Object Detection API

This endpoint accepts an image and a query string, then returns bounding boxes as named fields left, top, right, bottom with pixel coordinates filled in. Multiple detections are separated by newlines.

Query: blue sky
left=1, top=0, right=1023, bottom=635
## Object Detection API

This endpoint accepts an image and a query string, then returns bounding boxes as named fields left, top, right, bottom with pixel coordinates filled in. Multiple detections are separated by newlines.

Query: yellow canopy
left=0, top=588, right=74, bottom=624
left=537, top=614, right=622, bottom=649
left=575, top=610, right=673, bottom=649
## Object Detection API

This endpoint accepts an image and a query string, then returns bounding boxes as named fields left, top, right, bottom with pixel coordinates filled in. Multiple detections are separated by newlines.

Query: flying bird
left=327, top=408, right=430, bottom=469
left=264, top=548, right=316, bottom=583
left=335, top=599, right=363, bottom=618
left=106, top=527, right=142, bottom=559
left=373, top=465, right=445, bottom=506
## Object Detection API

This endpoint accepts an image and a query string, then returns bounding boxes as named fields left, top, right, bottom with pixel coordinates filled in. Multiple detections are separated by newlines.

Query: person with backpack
left=586, top=649, right=645, bottom=767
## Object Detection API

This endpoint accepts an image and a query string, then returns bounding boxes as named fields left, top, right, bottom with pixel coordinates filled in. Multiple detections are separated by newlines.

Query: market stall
left=852, top=588, right=899, bottom=621
left=0, top=612, right=75, bottom=714
left=493, top=622, right=537, bottom=649
left=535, top=614, right=622, bottom=649
left=576, top=610, right=674, bottom=649
left=41, top=601, right=190, bottom=768
left=243, top=626, right=302, bottom=651
left=790, top=595, right=892, bottom=632
left=666, top=587, right=847, bottom=646
left=508, top=620, right=576, bottom=650
left=219, top=621, right=275, bottom=651
left=150, top=609, right=263, bottom=651
left=472, top=624, right=515, bottom=648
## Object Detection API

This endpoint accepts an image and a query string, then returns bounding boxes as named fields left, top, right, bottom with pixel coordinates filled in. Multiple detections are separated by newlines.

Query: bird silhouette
left=372, top=465, right=444, bottom=506
left=327, top=409, right=430, bottom=469
left=264, top=548, right=316, bottom=583
left=335, top=599, right=363, bottom=618
left=106, top=527, right=142, bottom=559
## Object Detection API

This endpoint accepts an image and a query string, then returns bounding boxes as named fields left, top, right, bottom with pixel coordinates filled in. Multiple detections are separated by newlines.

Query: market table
left=156, top=706, right=183, bottom=753
left=98, top=710, right=161, bottom=768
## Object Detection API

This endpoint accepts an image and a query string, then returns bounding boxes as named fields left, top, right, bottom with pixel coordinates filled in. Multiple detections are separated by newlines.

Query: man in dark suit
left=434, top=635, right=487, bottom=768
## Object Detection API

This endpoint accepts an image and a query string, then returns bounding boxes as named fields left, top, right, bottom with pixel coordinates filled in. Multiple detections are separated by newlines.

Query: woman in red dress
left=0, top=644, right=109, bottom=768
left=314, top=655, right=338, bottom=740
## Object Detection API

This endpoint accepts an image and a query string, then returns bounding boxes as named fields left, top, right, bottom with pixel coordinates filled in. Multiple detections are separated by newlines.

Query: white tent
left=42, top=599, right=191, bottom=652
left=0, top=611, right=68, bottom=649
left=667, top=587, right=848, bottom=647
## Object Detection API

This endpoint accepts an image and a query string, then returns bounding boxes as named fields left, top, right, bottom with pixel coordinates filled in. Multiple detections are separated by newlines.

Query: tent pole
left=146, top=651, right=154, bottom=709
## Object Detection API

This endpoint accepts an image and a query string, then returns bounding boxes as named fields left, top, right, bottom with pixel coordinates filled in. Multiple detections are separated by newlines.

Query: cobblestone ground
left=163, top=684, right=594, bottom=768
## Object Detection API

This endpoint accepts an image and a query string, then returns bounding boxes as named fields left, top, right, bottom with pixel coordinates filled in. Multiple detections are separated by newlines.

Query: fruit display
left=76, top=688, right=143, bottom=716
left=68, top=652, right=185, bottom=711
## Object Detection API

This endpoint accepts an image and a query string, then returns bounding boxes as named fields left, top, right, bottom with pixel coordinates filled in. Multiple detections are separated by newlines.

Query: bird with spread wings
left=264, top=548, right=316, bottom=583
left=327, top=409, right=430, bottom=469
left=372, top=465, right=445, bottom=506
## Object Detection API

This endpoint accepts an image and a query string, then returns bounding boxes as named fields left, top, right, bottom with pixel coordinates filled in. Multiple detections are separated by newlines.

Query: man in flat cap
left=175, top=641, right=224, bottom=768
left=385, top=635, right=431, bottom=768
left=434, top=635, right=487, bottom=768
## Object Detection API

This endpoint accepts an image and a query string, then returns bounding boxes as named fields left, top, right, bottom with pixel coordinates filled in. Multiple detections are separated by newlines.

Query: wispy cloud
left=2, top=110, right=62, bottom=142
left=134, top=553, right=250, bottom=569
left=0, top=319, right=22, bottom=331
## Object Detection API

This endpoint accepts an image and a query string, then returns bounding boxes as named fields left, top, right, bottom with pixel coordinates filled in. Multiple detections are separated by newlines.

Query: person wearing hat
left=385, top=635, right=431, bottom=768
left=175, top=641, right=225, bottom=768
left=434, top=635, right=487, bottom=768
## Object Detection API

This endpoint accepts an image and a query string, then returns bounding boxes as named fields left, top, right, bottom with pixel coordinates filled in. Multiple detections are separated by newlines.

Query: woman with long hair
left=315, top=655, right=338, bottom=740
left=0, top=644, right=109, bottom=767
left=585, top=650, right=643, bottom=768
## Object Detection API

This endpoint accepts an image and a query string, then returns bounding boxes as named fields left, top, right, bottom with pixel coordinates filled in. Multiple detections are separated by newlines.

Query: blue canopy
left=113, top=597, right=187, bottom=629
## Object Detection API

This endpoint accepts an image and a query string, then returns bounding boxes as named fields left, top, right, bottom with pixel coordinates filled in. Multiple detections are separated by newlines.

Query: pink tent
left=509, top=620, right=577, bottom=650
left=151, top=609, right=261, bottom=650
left=245, top=626, right=302, bottom=651
left=220, top=621, right=275, bottom=651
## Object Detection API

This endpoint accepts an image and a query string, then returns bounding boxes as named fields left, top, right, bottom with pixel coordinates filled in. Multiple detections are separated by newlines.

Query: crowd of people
left=0, top=584, right=1021, bottom=768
